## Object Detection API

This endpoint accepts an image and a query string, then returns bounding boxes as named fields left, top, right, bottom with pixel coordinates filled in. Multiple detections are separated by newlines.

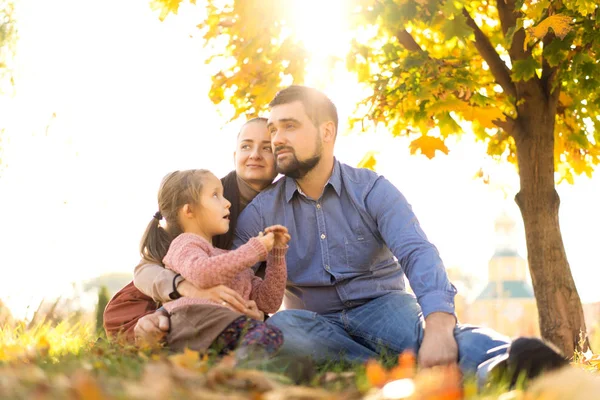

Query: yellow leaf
left=168, top=347, right=200, bottom=370
left=559, top=92, right=574, bottom=107
left=467, top=106, right=506, bottom=129
left=409, top=136, right=450, bottom=159
left=358, top=151, right=378, bottom=171
left=529, top=14, right=573, bottom=40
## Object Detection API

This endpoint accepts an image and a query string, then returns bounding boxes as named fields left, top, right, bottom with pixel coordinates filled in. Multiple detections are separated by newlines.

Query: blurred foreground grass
left=1, top=318, right=599, bottom=399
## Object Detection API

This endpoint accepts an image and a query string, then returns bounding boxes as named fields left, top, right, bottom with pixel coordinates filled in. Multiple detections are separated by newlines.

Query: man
left=134, top=86, right=566, bottom=382
left=232, top=85, right=509, bottom=373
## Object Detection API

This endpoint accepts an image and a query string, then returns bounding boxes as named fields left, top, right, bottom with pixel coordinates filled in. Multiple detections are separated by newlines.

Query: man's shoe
left=489, top=337, right=569, bottom=387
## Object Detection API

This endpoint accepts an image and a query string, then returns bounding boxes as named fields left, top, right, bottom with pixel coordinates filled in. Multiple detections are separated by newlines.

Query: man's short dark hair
left=269, top=86, right=338, bottom=134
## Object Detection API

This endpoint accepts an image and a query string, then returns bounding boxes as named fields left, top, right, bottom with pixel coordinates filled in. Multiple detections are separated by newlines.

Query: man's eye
left=286, top=124, right=294, bottom=130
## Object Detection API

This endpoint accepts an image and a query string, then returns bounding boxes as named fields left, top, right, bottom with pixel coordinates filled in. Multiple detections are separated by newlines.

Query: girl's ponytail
left=139, top=213, right=172, bottom=266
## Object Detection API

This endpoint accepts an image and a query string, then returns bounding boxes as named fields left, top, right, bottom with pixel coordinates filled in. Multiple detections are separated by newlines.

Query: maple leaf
left=357, top=151, right=378, bottom=171
left=530, top=14, right=573, bottom=40
left=409, top=136, right=450, bottom=159
left=525, top=14, right=573, bottom=50
left=365, top=359, right=388, bottom=387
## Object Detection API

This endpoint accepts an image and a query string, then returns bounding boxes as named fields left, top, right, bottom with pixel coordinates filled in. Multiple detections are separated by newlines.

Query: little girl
left=138, top=169, right=289, bottom=357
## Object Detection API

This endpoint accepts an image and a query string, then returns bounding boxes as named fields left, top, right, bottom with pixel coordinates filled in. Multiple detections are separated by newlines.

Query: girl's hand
left=264, top=225, right=291, bottom=247
left=256, top=231, right=275, bottom=255
left=245, top=300, right=265, bottom=321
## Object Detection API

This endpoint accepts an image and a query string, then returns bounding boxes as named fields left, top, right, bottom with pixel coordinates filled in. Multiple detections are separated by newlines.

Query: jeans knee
left=267, top=310, right=317, bottom=331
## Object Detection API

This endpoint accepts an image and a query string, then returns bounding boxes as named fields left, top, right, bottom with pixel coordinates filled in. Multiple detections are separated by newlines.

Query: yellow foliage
left=409, top=135, right=450, bottom=159
left=358, top=151, right=378, bottom=171
left=525, top=14, right=573, bottom=50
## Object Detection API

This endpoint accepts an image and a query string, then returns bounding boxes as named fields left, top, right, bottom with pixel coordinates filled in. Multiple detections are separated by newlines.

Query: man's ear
left=321, top=121, right=336, bottom=143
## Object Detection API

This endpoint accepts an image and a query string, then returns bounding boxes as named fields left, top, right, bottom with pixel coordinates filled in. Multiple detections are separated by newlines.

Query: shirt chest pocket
left=343, top=235, right=378, bottom=271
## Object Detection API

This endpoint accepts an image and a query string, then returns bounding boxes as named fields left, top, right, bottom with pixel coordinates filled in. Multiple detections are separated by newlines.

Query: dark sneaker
left=489, top=337, right=569, bottom=387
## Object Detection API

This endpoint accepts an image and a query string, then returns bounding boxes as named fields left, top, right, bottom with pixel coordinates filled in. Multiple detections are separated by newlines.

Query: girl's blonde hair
left=139, top=169, right=212, bottom=266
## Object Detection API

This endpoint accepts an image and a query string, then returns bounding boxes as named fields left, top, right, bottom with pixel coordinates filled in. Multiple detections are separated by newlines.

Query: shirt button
left=325, top=264, right=330, bottom=270
left=316, top=204, right=321, bottom=209
left=320, top=234, right=326, bottom=240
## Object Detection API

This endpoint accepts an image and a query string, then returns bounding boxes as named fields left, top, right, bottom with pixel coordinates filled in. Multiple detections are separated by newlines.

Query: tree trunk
left=513, top=91, right=589, bottom=357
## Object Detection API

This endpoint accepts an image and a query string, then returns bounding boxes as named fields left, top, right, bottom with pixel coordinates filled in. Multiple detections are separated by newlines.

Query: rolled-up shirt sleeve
left=365, top=176, right=457, bottom=318
left=133, top=262, right=182, bottom=304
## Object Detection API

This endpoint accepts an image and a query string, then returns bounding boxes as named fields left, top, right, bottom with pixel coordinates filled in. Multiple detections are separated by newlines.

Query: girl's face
left=182, top=173, right=232, bottom=241
left=234, top=121, right=277, bottom=191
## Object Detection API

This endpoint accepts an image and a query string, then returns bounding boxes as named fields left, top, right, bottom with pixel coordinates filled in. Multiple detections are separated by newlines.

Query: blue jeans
left=267, top=292, right=510, bottom=378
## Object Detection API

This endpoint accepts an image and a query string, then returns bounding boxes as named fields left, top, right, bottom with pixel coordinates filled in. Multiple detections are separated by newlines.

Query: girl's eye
left=213, top=192, right=218, bottom=198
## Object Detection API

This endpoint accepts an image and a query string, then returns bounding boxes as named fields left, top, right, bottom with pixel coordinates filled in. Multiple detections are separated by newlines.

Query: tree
left=151, top=0, right=600, bottom=355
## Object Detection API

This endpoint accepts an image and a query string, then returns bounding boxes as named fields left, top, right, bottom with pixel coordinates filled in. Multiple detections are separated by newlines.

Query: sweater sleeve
left=249, top=246, right=288, bottom=314
left=133, top=262, right=183, bottom=303
left=164, top=234, right=268, bottom=289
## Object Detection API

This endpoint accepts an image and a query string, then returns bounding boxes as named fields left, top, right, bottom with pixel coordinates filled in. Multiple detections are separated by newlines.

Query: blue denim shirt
left=233, top=159, right=457, bottom=318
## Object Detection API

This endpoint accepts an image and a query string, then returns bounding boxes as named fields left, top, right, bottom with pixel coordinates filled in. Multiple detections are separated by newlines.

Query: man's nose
left=272, top=130, right=284, bottom=147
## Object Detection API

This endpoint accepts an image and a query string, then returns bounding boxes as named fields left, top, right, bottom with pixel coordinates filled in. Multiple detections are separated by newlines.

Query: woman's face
left=234, top=121, right=277, bottom=191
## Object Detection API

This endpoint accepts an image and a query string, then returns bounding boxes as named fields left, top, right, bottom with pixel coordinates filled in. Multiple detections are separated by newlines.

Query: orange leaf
left=365, top=359, right=388, bottom=387
left=409, top=136, right=449, bottom=159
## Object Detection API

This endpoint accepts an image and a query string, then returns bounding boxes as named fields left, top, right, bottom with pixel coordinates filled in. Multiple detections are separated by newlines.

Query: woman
left=103, top=118, right=278, bottom=343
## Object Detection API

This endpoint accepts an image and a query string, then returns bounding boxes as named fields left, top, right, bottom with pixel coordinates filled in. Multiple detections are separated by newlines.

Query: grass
left=1, top=319, right=599, bottom=399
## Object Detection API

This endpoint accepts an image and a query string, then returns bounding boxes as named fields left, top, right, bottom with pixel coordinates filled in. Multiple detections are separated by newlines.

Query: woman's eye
left=241, top=145, right=250, bottom=150
left=263, top=146, right=272, bottom=152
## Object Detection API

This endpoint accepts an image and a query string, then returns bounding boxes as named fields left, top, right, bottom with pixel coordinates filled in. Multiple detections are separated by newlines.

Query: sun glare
left=287, top=0, right=351, bottom=79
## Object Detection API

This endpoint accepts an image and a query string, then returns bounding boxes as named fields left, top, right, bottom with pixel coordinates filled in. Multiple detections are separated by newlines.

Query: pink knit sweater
left=162, top=233, right=288, bottom=314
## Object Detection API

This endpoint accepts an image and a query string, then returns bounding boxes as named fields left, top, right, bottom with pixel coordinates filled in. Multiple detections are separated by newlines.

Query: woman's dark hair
left=212, top=170, right=240, bottom=250
left=139, top=169, right=211, bottom=266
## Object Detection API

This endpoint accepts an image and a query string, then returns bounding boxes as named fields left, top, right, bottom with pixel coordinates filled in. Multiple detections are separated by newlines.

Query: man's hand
left=245, top=300, right=265, bottom=321
left=134, top=310, right=170, bottom=348
left=417, top=312, right=458, bottom=369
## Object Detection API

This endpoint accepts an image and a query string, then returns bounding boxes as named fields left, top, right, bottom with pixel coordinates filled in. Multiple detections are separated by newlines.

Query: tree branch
left=395, top=29, right=426, bottom=54
left=494, top=114, right=520, bottom=139
left=462, top=9, right=517, bottom=98
left=496, top=0, right=527, bottom=61
left=541, top=33, right=559, bottom=101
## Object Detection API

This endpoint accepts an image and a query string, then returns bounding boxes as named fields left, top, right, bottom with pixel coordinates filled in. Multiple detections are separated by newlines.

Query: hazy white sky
left=1, top=0, right=598, bottom=319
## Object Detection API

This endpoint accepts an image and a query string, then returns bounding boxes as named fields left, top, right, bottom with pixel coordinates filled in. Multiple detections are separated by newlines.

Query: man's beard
left=276, top=141, right=322, bottom=179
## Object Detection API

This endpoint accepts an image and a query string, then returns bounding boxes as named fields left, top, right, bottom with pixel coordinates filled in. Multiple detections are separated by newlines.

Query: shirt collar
left=284, top=158, right=342, bottom=203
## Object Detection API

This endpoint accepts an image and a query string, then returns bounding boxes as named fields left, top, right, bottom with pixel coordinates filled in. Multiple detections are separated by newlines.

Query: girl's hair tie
left=153, top=211, right=163, bottom=221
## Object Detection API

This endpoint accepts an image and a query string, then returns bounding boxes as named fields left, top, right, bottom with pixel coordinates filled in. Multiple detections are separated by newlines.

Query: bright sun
left=287, top=0, right=351, bottom=59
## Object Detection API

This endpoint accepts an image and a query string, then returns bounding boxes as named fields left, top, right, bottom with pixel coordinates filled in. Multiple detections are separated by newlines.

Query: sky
left=1, top=0, right=599, bottom=319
